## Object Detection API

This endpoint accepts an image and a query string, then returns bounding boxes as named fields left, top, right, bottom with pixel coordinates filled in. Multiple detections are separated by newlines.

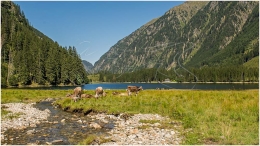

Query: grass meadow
left=1, top=89, right=259, bottom=144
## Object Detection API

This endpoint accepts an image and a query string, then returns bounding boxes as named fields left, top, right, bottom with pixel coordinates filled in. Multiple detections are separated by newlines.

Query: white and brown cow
left=74, top=87, right=82, bottom=98
left=95, top=87, right=106, bottom=98
left=126, top=86, right=143, bottom=96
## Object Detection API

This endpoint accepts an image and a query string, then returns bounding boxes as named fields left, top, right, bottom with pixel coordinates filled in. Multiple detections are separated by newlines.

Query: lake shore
left=3, top=81, right=258, bottom=89
left=90, top=81, right=259, bottom=84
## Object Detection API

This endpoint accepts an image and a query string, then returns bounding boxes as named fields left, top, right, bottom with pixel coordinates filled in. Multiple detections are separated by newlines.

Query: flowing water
left=1, top=100, right=115, bottom=145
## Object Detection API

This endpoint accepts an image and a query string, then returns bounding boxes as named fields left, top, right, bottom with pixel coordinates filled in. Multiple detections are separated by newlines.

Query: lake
left=5, top=83, right=259, bottom=90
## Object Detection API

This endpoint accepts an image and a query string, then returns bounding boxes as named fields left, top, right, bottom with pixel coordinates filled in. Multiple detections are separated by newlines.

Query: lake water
left=5, top=83, right=259, bottom=90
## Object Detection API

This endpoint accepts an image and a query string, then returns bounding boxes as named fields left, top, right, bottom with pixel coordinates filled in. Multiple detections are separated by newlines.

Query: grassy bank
left=1, top=89, right=69, bottom=103
left=1, top=89, right=258, bottom=144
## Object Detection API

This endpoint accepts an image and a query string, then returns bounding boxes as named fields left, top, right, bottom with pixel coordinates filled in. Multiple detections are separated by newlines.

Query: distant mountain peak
left=82, top=60, right=94, bottom=73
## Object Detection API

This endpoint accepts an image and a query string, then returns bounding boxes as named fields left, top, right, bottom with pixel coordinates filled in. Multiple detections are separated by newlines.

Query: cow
left=112, top=91, right=120, bottom=95
left=112, top=92, right=128, bottom=96
left=81, top=94, right=94, bottom=98
left=74, top=87, right=82, bottom=98
left=95, top=87, right=106, bottom=98
left=126, top=86, right=143, bottom=96
left=66, top=93, right=73, bottom=97
left=71, top=96, right=80, bottom=102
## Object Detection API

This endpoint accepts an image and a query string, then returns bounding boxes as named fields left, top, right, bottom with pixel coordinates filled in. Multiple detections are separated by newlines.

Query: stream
left=1, top=100, right=115, bottom=145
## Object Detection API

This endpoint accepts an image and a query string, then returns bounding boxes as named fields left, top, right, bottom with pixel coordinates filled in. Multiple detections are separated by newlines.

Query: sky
left=14, top=1, right=185, bottom=65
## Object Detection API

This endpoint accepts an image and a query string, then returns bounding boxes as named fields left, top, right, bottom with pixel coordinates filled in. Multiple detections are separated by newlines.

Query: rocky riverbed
left=1, top=100, right=184, bottom=145
left=90, top=113, right=183, bottom=145
left=1, top=102, right=51, bottom=135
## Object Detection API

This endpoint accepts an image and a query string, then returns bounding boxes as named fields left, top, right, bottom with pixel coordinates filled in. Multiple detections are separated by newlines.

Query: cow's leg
left=128, top=91, right=131, bottom=96
left=95, top=93, right=98, bottom=99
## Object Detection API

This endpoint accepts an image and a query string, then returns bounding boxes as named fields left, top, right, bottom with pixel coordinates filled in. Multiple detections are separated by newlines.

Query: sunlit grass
left=1, top=89, right=258, bottom=144
left=1, top=109, right=24, bottom=120
left=77, top=134, right=96, bottom=145
left=1, top=89, right=71, bottom=103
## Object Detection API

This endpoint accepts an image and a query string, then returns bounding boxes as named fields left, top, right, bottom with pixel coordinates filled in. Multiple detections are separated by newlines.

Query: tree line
left=1, top=1, right=89, bottom=87
left=96, top=66, right=258, bottom=83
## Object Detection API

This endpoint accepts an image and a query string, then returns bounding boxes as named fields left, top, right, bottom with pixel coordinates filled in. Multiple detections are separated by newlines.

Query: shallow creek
left=1, top=100, right=115, bottom=145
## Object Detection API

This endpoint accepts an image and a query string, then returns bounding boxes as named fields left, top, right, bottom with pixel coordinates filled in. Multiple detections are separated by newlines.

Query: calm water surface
left=5, top=83, right=259, bottom=90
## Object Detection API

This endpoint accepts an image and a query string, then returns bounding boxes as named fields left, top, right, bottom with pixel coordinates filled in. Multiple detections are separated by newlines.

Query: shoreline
left=2, top=82, right=258, bottom=89
left=90, top=81, right=259, bottom=84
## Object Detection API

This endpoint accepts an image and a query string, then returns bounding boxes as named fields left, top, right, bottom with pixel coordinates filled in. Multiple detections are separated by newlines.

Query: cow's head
left=138, top=86, right=143, bottom=91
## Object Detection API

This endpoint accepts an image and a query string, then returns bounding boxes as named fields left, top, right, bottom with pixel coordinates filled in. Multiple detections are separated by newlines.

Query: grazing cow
left=112, top=92, right=128, bottom=96
left=126, top=86, right=143, bottom=96
left=66, top=93, right=73, bottom=97
left=74, top=87, right=82, bottom=98
left=66, top=94, right=80, bottom=102
left=72, top=96, right=80, bottom=102
left=112, top=92, right=120, bottom=95
left=81, top=94, right=94, bottom=98
left=95, top=87, right=106, bottom=98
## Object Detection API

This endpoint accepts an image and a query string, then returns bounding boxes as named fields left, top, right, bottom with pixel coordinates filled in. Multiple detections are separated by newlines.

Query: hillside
left=93, top=1, right=259, bottom=73
left=82, top=60, right=94, bottom=73
left=1, top=1, right=89, bottom=87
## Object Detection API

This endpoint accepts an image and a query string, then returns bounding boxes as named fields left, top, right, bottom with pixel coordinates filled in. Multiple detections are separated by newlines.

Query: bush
left=1, top=77, right=7, bottom=87
left=8, top=75, right=18, bottom=86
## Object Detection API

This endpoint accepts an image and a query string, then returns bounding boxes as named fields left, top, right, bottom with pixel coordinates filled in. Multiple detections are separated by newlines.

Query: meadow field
left=1, top=89, right=259, bottom=144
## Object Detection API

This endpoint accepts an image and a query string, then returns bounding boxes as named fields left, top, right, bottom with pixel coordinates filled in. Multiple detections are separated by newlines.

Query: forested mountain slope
left=93, top=1, right=259, bottom=73
left=1, top=1, right=89, bottom=87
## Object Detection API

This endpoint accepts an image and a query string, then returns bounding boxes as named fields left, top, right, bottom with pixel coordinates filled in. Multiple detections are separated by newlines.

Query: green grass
left=1, top=109, right=24, bottom=120
left=1, top=89, right=259, bottom=145
left=77, top=134, right=96, bottom=145
left=1, top=109, right=11, bottom=117
left=139, top=119, right=160, bottom=124
left=1, top=89, right=72, bottom=103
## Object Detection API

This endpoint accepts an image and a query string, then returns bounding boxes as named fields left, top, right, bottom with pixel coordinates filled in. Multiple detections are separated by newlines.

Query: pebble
left=1, top=102, right=50, bottom=138
left=89, top=122, right=102, bottom=129
left=26, top=129, right=36, bottom=135
left=89, top=113, right=183, bottom=145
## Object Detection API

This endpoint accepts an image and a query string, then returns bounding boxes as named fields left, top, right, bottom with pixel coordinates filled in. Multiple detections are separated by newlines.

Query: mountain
left=1, top=1, right=89, bottom=87
left=93, top=1, right=259, bottom=73
left=82, top=60, right=94, bottom=73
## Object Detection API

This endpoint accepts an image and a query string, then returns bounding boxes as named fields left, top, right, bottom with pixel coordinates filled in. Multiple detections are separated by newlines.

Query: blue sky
left=14, top=1, right=184, bottom=65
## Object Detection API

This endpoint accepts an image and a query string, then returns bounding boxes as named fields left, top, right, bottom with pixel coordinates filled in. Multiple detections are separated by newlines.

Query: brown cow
left=112, top=92, right=128, bottom=96
left=72, top=96, right=80, bottom=102
left=66, top=93, right=73, bottom=97
left=95, top=87, right=106, bottom=98
left=81, top=94, right=94, bottom=98
left=74, top=87, right=82, bottom=98
left=126, top=86, right=143, bottom=96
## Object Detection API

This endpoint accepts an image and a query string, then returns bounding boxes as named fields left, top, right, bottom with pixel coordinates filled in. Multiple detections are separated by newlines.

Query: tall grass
left=1, top=89, right=258, bottom=144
